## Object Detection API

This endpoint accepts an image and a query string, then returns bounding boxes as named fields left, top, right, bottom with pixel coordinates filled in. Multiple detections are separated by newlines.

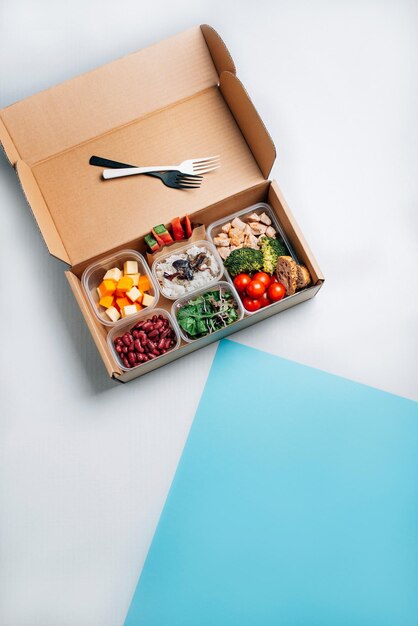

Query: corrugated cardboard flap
left=0, top=25, right=276, bottom=266
left=220, top=71, right=276, bottom=179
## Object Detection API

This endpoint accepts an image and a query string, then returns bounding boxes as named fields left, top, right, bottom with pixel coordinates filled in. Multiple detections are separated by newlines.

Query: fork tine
left=177, top=184, right=201, bottom=189
left=193, top=161, right=220, bottom=170
left=175, top=181, right=202, bottom=187
left=192, top=164, right=221, bottom=174
left=191, top=155, right=220, bottom=163
left=192, top=158, right=220, bottom=167
left=177, top=174, right=203, bottom=181
left=176, top=177, right=202, bottom=184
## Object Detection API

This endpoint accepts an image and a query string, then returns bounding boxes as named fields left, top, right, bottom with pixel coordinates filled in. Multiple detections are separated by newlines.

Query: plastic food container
left=152, top=240, right=224, bottom=301
left=171, top=281, right=244, bottom=343
left=207, top=202, right=299, bottom=316
left=107, top=308, right=181, bottom=371
left=207, top=202, right=297, bottom=264
left=82, top=250, right=159, bottom=327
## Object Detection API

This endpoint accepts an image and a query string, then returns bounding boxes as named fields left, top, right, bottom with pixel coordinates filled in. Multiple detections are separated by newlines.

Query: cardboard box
left=0, top=24, right=324, bottom=382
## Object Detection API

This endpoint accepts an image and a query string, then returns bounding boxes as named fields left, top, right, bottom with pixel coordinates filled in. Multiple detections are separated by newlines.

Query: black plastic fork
left=89, top=155, right=202, bottom=189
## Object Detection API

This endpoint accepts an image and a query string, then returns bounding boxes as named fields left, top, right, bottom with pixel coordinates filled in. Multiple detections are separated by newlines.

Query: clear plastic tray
left=207, top=202, right=299, bottom=316
left=152, top=240, right=224, bottom=301
left=107, top=308, right=181, bottom=372
left=82, top=249, right=159, bottom=327
left=171, top=281, right=244, bottom=343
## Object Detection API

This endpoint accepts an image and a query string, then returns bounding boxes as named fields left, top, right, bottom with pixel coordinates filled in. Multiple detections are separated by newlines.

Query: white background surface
left=0, top=1, right=417, bottom=624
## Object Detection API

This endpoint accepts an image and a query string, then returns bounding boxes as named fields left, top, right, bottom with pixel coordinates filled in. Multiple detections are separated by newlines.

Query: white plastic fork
left=102, top=156, right=220, bottom=180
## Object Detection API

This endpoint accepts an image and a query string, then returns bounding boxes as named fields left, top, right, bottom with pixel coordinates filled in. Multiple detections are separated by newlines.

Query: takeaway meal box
left=0, top=24, right=324, bottom=382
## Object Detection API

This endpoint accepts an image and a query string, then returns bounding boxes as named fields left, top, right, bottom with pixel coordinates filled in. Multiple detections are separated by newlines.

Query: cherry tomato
left=243, top=296, right=262, bottom=312
left=260, top=291, right=272, bottom=308
left=267, top=282, right=286, bottom=302
left=233, top=273, right=252, bottom=293
left=246, top=279, right=266, bottom=299
left=252, top=272, right=271, bottom=289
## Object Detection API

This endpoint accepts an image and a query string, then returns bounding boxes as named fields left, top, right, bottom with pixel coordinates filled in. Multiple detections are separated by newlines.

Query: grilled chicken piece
left=218, top=246, right=231, bottom=260
left=229, top=228, right=245, bottom=246
left=248, top=212, right=261, bottom=221
left=249, top=222, right=267, bottom=235
left=213, top=235, right=231, bottom=247
left=259, top=212, right=272, bottom=225
left=231, top=217, right=247, bottom=230
left=266, top=226, right=277, bottom=238
left=221, top=222, right=232, bottom=233
left=244, top=233, right=259, bottom=249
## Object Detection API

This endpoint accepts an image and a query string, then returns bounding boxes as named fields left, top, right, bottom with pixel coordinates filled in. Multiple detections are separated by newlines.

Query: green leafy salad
left=176, top=287, right=239, bottom=339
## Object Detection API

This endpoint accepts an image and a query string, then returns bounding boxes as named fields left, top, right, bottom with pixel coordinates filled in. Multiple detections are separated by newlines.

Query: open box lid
left=0, top=25, right=276, bottom=266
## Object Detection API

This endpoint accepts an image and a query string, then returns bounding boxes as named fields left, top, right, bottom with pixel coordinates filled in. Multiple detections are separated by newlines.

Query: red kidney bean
left=122, top=333, right=132, bottom=346
left=116, top=314, right=178, bottom=368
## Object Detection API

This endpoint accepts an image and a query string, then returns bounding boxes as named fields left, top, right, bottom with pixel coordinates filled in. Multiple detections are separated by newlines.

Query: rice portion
left=155, top=245, right=220, bottom=298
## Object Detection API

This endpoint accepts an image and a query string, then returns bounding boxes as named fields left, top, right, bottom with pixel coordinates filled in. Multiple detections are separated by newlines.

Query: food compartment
left=82, top=250, right=159, bottom=327
left=171, top=281, right=244, bottom=343
left=152, top=240, right=224, bottom=301
left=107, top=308, right=181, bottom=371
left=207, top=203, right=312, bottom=315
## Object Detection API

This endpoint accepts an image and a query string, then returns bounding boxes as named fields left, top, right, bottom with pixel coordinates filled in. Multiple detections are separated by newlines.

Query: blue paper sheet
left=125, top=339, right=418, bottom=626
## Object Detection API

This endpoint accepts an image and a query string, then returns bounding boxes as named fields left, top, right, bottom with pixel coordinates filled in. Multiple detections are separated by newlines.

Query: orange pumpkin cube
left=115, top=275, right=134, bottom=296
left=99, top=295, right=114, bottom=309
left=96, top=279, right=116, bottom=299
left=137, top=276, right=151, bottom=292
left=116, top=296, right=131, bottom=310
left=135, top=302, right=144, bottom=312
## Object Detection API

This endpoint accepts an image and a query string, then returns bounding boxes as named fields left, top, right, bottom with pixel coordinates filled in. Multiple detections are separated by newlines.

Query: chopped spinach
left=176, top=288, right=239, bottom=339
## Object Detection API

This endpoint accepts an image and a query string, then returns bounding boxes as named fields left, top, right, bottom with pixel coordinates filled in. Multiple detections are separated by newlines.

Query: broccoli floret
left=224, top=247, right=263, bottom=277
left=259, top=236, right=288, bottom=274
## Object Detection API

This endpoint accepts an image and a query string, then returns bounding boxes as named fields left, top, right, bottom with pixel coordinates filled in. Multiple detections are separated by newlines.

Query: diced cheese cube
left=126, top=273, right=140, bottom=287
left=122, top=304, right=138, bottom=317
left=103, top=267, right=122, bottom=282
left=105, top=306, right=120, bottom=322
left=142, top=293, right=154, bottom=307
left=97, top=279, right=116, bottom=298
left=115, top=276, right=134, bottom=296
left=99, top=295, right=114, bottom=309
left=124, top=260, right=139, bottom=275
left=126, top=286, right=143, bottom=303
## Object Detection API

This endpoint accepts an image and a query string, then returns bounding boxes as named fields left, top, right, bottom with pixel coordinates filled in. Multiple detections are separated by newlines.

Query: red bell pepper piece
left=171, top=217, right=185, bottom=241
